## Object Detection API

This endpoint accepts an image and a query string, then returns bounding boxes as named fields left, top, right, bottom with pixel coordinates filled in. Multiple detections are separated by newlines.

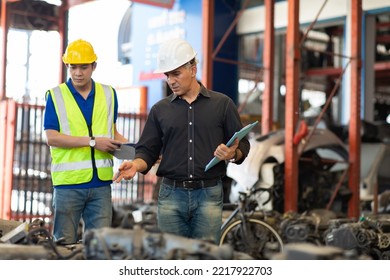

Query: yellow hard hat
left=154, top=38, right=197, bottom=73
left=62, top=39, right=97, bottom=64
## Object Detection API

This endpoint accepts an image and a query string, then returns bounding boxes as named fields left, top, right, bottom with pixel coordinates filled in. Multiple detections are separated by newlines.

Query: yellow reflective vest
left=48, top=82, right=115, bottom=186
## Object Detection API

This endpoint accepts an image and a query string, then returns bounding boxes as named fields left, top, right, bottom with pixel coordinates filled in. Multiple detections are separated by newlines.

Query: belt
left=162, top=177, right=219, bottom=189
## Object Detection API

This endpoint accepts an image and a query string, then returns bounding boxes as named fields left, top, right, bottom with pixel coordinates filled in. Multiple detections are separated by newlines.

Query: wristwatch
left=229, top=150, right=238, bottom=163
left=89, top=137, right=96, bottom=148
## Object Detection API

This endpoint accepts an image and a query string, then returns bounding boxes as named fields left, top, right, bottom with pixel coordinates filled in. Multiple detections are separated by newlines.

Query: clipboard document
left=110, top=143, right=136, bottom=160
left=204, top=120, right=258, bottom=172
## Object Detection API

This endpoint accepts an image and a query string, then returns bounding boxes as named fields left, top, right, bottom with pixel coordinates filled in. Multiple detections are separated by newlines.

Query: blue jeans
left=52, top=186, right=112, bottom=244
left=157, top=180, right=223, bottom=244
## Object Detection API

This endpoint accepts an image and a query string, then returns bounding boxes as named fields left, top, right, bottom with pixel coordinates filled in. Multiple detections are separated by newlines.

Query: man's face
left=164, top=63, right=194, bottom=96
left=68, top=63, right=95, bottom=88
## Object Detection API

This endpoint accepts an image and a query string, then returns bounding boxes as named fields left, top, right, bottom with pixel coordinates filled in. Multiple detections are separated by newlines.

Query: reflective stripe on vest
left=49, top=82, right=115, bottom=186
left=51, top=84, right=114, bottom=136
left=51, top=158, right=113, bottom=172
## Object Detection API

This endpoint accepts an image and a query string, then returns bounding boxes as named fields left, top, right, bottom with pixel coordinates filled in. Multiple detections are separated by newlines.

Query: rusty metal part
left=0, top=243, right=54, bottom=260
left=83, top=225, right=253, bottom=260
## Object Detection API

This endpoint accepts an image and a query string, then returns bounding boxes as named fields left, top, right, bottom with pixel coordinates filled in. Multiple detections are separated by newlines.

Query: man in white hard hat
left=44, top=39, right=127, bottom=244
left=114, top=38, right=250, bottom=244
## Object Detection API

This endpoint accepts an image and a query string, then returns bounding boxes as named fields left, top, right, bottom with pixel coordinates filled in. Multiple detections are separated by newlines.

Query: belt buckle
left=182, top=180, right=195, bottom=188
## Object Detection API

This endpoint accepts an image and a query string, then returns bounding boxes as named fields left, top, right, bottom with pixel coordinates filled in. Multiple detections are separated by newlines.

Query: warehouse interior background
left=1, top=0, right=390, bottom=260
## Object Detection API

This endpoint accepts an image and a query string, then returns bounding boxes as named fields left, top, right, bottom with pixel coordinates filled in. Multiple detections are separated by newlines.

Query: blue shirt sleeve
left=113, top=88, right=118, bottom=124
left=43, top=90, right=60, bottom=131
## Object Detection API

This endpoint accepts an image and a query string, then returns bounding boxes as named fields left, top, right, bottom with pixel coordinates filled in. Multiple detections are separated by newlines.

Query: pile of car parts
left=0, top=209, right=253, bottom=260
left=272, top=242, right=370, bottom=260
left=227, top=127, right=351, bottom=214
left=83, top=225, right=252, bottom=260
left=279, top=210, right=337, bottom=245
left=324, top=215, right=390, bottom=259
left=2, top=204, right=390, bottom=260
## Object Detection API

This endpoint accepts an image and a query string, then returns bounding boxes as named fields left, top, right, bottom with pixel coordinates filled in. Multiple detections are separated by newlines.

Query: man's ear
left=192, top=66, right=197, bottom=77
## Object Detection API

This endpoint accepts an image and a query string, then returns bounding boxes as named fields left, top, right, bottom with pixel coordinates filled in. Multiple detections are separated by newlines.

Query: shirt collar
left=66, top=78, right=95, bottom=97
left=170, top=82, right=210, bottom=102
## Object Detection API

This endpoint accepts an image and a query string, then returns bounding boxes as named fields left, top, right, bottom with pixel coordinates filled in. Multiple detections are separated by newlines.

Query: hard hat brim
left=153, top=53, right=196, bottom=74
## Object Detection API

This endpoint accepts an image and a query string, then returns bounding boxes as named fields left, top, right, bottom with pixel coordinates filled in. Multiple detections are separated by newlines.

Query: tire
left=220, top=218, right=283, bottom=259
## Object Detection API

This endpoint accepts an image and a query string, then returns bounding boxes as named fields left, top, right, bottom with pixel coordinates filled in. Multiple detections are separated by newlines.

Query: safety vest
left=48, top=83, right=115, bottom=186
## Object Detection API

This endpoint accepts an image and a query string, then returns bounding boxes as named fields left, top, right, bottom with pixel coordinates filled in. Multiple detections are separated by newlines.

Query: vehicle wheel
left=219, top=218, right=283, bottom=259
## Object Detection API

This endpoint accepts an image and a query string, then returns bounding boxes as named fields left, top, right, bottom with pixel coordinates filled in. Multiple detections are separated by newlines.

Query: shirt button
left=189, top=174, right=193, bottom=178
left=189, top=122, right=192, bottom=125
left=189, top=139, right=192, bottom=143
left=189, top=157, right=193, bottom=160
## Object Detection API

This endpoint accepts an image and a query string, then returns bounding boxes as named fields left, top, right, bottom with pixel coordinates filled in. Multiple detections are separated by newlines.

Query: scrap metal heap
left=324, top=215, right=390, bottom=259
left=1, top=203, right=390, bottom=260
left=83, top=226, right=251, bottom=260
left=0, top=205, right=253, bottom=260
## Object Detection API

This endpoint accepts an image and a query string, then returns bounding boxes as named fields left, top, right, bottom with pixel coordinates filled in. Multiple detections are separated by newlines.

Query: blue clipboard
left=204, top=120, right=258, bottom=172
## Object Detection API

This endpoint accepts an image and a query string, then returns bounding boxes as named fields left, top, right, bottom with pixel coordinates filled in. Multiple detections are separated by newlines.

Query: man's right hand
left=113, top=160, right=138, bottom=183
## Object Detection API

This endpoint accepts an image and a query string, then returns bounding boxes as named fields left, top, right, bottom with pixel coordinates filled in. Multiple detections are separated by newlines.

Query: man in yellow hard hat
left=113, top=38, right=250, bottom=244
left=44, top=39, right=127, bottom=244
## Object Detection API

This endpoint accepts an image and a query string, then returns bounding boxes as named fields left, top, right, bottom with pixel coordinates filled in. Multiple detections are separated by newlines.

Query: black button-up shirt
left=135, top=83, right=250, bottom=180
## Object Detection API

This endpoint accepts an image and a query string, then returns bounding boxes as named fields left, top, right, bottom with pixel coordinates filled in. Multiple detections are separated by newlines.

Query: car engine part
left=83, top=225, right=253, bottom=260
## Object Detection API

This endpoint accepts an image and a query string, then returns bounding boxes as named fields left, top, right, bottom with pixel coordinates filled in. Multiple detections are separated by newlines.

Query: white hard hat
left=154, top=38, right=197, bottom=74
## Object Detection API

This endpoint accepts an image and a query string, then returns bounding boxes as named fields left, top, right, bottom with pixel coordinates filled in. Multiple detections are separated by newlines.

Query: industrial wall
left=129, top=1, right=203, bottom=108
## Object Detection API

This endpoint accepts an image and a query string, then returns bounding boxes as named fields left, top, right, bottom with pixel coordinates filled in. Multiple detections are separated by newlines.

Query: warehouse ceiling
left=4, top=1, right=91, bottom=31
left=7, top=0, right=60, bottom=31
left=4, top=1, right=125, bottom=31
